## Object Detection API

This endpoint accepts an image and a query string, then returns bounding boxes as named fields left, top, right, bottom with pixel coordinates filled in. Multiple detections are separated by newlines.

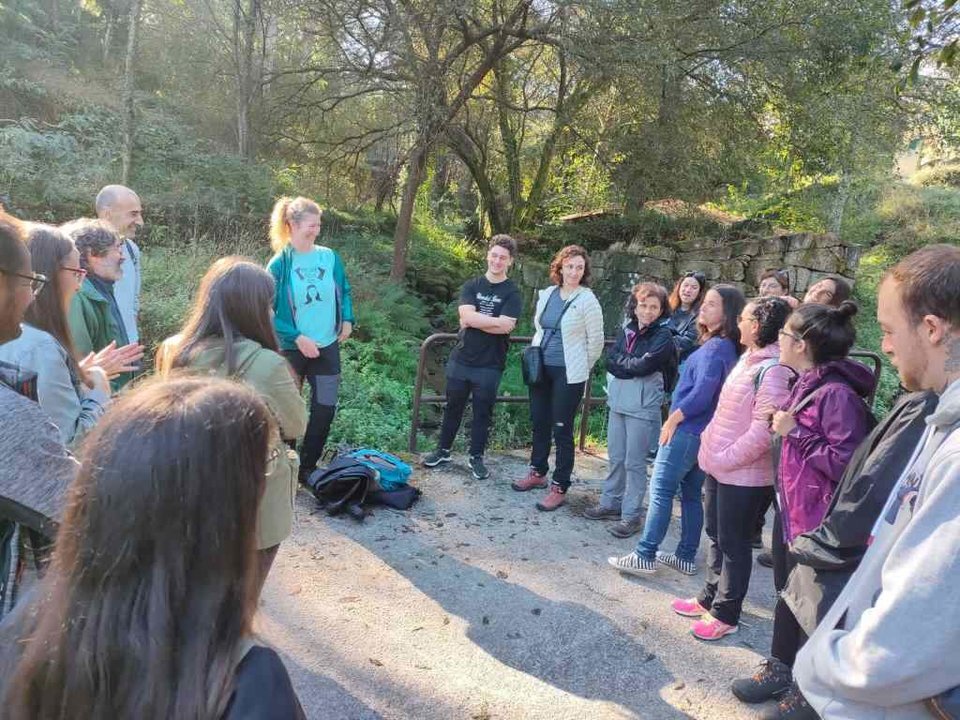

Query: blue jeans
left=634, top=428, right=705, bottom=562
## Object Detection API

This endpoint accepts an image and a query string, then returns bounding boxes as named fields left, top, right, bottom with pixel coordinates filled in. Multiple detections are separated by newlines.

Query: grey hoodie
left=0, top=367, right=78, bottom=530
left=794, top=378, right=960, bottom=719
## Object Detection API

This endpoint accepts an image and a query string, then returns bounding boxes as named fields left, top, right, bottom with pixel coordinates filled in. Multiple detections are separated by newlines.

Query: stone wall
left=515, top=232, right=862, bottom=334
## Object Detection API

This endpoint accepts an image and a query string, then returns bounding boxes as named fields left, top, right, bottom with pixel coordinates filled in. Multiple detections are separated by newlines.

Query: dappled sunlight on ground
left=257, top=451, right=777, bottom=719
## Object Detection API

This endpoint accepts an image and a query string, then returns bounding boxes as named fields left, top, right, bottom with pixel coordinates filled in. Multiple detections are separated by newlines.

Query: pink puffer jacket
left=698, top=343, right=795, bottom=487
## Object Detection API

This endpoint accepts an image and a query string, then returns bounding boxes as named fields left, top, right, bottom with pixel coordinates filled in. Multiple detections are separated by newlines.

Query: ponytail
left=269, top=196, right=322, bottom=253
left=788, top=300, right=858, bottom=363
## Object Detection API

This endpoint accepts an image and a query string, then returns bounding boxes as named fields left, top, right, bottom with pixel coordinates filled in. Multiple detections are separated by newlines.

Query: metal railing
left=407, top=332, right=885, bottom=454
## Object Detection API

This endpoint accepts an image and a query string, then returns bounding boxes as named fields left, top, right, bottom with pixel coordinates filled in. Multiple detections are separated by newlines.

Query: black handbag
left=522, top=291, right=574, bottom=387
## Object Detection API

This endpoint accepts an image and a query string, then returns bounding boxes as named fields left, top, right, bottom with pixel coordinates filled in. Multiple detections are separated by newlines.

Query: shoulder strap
left=232, top=346, right=264, bottom=380
left=537, top=288, right=575, bottom=345
left=754, top=359, right=798, bottom=393
left=789, top=385, right=826, bottom=415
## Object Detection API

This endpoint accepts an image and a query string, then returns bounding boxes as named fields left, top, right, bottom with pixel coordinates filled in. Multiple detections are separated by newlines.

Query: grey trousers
left=600, top=411, right=660, bottom=523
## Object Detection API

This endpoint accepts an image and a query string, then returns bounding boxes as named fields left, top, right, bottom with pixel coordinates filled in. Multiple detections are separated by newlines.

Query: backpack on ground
left=306, top=457, right=374, bottom=520
left=344, top=448, right=412, bottom=491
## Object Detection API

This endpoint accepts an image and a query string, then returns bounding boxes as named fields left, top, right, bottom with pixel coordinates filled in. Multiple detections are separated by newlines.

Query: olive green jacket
left=159, top=336, right=308, bottom=549
left=67, top=278, right=134, bottom=390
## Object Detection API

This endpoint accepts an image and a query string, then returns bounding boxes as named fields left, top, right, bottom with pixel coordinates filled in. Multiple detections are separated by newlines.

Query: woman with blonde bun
left=267, top=197, right=353, bottom=482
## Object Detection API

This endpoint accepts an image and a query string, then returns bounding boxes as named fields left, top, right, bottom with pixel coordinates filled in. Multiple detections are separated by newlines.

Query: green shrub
left=912, top=163, right=960, bottom=189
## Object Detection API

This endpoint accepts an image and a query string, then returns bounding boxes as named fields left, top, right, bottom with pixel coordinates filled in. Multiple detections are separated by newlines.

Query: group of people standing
left=0, top=192, right=361, bottom=717
left=1, top=187, right=958, bottom=719
left=422, top=236, right=960, bottom=720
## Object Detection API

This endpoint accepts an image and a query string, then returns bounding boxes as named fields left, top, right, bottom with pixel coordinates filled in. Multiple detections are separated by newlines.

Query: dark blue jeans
left=634, top=428, right=705, bottom=562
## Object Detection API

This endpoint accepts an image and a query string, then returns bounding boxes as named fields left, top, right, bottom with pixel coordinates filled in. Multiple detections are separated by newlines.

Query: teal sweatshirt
left=266, top=245, right=354, bottom=351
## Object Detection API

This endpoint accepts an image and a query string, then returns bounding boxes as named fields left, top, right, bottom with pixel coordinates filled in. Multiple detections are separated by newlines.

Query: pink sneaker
left=671, top=597, right=708, bottom=618
left=691, top=615, right=738, bottom=641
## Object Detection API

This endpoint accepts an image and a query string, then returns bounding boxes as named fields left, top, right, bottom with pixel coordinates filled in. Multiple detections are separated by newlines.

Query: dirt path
left=257, top=451, right=778, bottom=720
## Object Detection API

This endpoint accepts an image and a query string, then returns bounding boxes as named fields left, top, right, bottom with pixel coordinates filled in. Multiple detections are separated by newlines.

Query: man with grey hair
left=95, top=185, right=143, bottom=345
left=64, top=219, right=139, bottom=390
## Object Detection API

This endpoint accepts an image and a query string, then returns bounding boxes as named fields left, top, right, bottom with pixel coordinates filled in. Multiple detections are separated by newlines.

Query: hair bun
left=834, top=300, right=858, bottom=320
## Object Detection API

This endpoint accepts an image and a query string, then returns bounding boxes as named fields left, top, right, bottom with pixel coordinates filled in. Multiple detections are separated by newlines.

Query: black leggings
left=770, top=509, right=807, bottom=667
left=284, top=342, right=340, bottom=472
left=528, top=365, right=585, bottom=490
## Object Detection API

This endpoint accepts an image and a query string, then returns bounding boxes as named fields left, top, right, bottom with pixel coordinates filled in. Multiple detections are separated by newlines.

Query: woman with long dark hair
left=671, top=297, right=794, bottom=641
left=267, top=196, right=354, bottom=482
left=732, top=301, right=875, bottom=716
left=584, top=282, right=675, bottom=537
left=608, top=285, right=745, bottom=577
left=667, top=270, right=708, bottom=364
left=0, top=377, right=304, bottom=719
left=0, top=225, right=113, bottom=445
left=512, top=244, right=604, bottom=512
left=158, top=258, right=307, bottom=589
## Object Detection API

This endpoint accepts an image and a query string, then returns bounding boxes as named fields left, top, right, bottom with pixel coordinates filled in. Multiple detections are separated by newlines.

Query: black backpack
left=306, top=457, right=374, bottom=521
left=662, top=339, right=680, bottom=394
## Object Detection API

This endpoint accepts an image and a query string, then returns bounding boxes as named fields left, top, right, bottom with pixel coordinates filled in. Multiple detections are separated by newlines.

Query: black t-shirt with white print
left=449, top=275, right=522, bottom=370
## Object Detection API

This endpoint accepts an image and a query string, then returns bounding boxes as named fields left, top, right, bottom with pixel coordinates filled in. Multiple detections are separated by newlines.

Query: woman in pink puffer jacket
left=671, top=296, right=795, bottom=641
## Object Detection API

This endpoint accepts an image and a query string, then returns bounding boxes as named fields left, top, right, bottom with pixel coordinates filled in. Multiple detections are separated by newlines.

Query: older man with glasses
left=63, top=219, right=141, bottom=390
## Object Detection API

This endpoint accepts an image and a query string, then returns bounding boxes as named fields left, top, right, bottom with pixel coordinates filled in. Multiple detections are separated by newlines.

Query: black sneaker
left=759, top=684, right=818, bottom=720
left=731, top=657, right=793, bottom=704
left=757, top=551, right=774, bottom=568
left=468, top=455, right=490, bottom=480
left=421, top=448, right=451, bottom=468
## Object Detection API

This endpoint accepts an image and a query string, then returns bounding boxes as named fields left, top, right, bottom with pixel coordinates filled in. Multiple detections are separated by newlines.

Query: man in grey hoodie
left=794, top=244, right=960, bottom=719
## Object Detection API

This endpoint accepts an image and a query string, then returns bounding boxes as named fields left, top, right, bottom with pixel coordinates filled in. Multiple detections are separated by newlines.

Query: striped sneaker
left=607, top=552, right=656, bottom=576
left=656, top=551, right=697, bottom=576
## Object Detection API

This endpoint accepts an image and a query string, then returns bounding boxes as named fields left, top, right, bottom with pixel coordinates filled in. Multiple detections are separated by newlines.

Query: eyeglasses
left=61, top=265, right=87, bottom=280
left=778, top=328, right=803, bottom=343
left=1, top=269, right=49, bottom=296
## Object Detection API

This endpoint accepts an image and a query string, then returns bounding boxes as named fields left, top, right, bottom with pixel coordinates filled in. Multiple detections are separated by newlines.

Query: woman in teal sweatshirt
left=266, top=196, right=353, bottom=481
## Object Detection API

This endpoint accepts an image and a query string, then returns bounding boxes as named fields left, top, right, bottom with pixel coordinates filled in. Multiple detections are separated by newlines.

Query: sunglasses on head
left=684, top=271, right=706, bottom=284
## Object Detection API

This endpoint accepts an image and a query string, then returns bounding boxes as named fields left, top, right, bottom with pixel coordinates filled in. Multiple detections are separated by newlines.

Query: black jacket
left=667, top=307, right=699, bottom=363
left=606, top=318, right=676, bottom=380
left=782, top=390, right=938, bottom=635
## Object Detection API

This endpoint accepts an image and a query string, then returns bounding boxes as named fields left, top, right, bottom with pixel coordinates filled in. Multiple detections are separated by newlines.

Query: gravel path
left=257, top=451, right=779, bottom=720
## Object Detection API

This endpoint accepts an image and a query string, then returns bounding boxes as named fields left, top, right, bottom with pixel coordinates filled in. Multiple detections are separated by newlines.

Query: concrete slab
left=257, top=451, right=778, bottom=719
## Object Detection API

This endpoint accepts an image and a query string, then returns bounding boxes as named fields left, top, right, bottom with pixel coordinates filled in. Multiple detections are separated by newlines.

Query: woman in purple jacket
left=732, top=300, right=876, bottom=710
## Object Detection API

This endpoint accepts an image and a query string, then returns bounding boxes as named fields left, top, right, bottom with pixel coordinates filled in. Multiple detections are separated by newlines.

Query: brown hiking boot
left=536, top=484, right=567, bottom=511
left=512, top=468, right=548, bottom=492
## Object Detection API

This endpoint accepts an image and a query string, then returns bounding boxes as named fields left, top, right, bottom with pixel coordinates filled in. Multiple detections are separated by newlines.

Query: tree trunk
left=445, top=126, right=508, bottom=233
left=234, top=0, right=260, bottom=158
left=494, top=63, right=522, bottom=224
left=120, top=0, right=142, bottom=185
left=102, top=11, right=116, bottom=65
left=391, top=144, right=429, bottom=281
left=828, top=170, right=852, bottom=237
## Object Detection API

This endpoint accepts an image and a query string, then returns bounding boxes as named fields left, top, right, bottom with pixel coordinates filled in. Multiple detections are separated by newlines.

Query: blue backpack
left=346, top=448, right=412, bottom=492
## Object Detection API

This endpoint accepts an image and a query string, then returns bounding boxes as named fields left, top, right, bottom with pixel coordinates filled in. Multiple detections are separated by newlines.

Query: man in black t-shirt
left=422, top=235, right=522, bottom=480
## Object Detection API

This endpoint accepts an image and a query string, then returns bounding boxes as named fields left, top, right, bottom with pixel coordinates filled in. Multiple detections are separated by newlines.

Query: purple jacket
left=777, top=359, right=876, bottom=542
